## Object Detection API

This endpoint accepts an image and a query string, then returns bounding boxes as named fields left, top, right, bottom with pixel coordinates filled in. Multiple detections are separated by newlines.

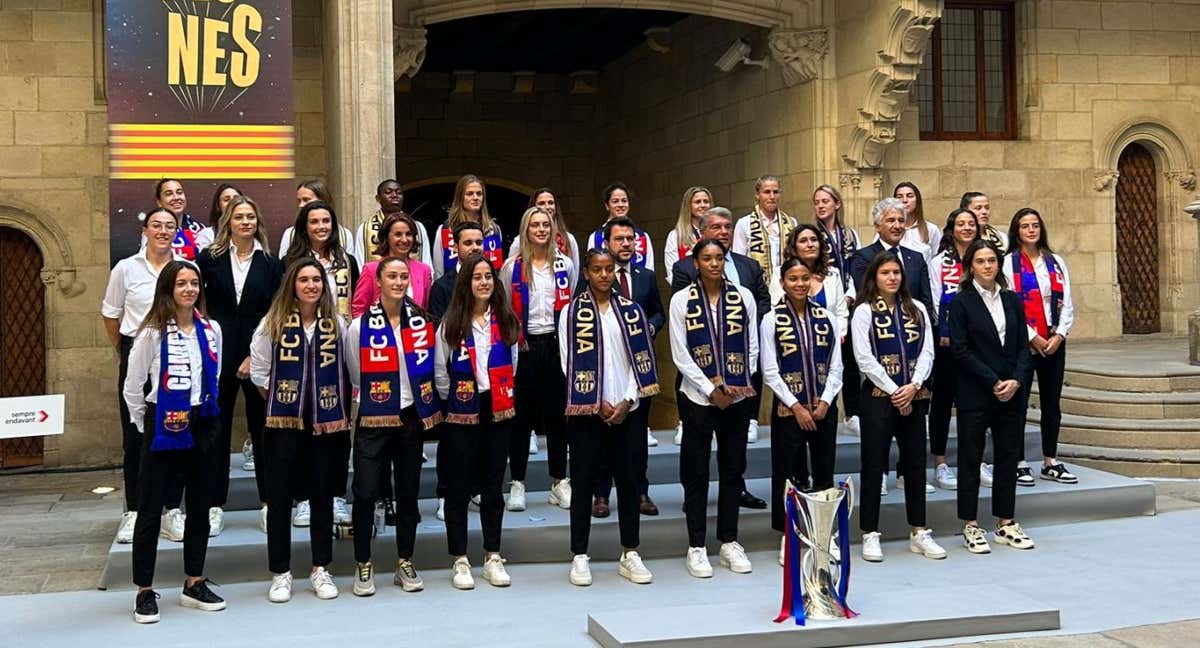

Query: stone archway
left=1115, top=143, right=1160, bottom=333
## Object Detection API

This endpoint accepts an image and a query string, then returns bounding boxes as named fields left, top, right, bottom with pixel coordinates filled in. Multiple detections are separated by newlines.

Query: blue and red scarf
left=358, top=300, right=442, bottom=430
left=445, top=312, right=515, bottom=424
left=684, top=278, right=754, bottom=399
left=441, top=222, right=504, bottom=273
left=510, top=254, right=572, bottom=344
left=867, top=297, right=927, bottom=398
left=772, top=299, right=835, bottom=415
left=1012, top=250, right=1064, bottom=339
left=589, top=224, right=650, bottom=268
left=170, top=213, right=204, bottom=261
left=937, top=251, right=964, bottom=338
left=676, top=225, right=701, bottom=263
left=152, top=312, right=219, bottom=451
left=818, top=220, right=857, bottom=292
left=564, top=289, right=660, bottom=416
left=265, top=312, right=349, bottom=433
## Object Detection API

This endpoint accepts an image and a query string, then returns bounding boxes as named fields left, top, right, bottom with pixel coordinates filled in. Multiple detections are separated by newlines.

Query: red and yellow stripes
left=108, top=123, right=294, bottom=180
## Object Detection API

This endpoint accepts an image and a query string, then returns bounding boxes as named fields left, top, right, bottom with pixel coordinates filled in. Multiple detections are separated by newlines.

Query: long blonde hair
left=674, top=186, right=711, bottom=251
left=209, top=195, right=271, bottom=256
left=262, top=257, right=341, bottom=341
left=515, top=207, right=559, bottom=281
left=448, top=174, right=495, bottom=233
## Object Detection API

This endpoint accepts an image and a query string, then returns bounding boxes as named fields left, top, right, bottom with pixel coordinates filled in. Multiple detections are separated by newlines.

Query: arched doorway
left=402, top=179, right=532, bottom=254
left=0, top=227, right=47, bottom=468
left=1115, top=142, right=1160, bottom=334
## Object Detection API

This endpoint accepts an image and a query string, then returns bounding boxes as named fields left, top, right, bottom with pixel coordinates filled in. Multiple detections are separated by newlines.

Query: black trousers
left=119, top=336, right=183, bottom=512
left=858, top=386, right=927, bottom=532
left=510, top=334, right=567, bottom=482
left=352, top=407, right=424, bottom=563
left=679, top=396, right=750, bottom=547
left=770, top=401, right=839, bottom=533
left=958, top=398, right=1025, bottom=522
left=840, top=337, right=861, bottom=418
left=131, top=407, right=221, bottom=587
left=217, top=371, right=268, bottom=504
left=569, top=414, right=640, bottom=554
left=440, top=393, right=510, bottom=556
left=928, top=344, right=957, bottom=458
left=594, top=395, right=651, bottom=499
left=1030, top=343, right=1066, bottom=460
left=263, top=425, right=351, bottom=574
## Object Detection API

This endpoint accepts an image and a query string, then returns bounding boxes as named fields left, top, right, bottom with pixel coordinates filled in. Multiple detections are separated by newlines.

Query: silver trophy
left=788, top=478, right=856, bottom=620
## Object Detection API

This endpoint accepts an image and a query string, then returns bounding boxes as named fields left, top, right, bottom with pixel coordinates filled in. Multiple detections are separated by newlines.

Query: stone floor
left=1064, top=334, right=1198, bottom=377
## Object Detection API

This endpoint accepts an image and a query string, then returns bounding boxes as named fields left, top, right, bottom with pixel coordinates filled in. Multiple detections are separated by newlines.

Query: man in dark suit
left=849, top=198, right=936, bottom=318
left=428, top=221, right=485, bottom=321
left=669, top=207, right=770, bottom=510
left=584, top=217, right=666, bottom=518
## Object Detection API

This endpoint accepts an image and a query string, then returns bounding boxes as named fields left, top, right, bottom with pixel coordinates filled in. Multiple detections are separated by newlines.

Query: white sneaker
left=880, top=476, right=888, bottom=497
left=117, top=511, right=136, bottom=544
left=309, top=567, right=338, bottom=599
left=241, top=439, right=255, bottom=471
left=353, top=561, right=375, bottom=597
left=861, top=531, right=883, bottom=562
left=160, top=508, right=185, bottom=542
left=482, top=554, right=511, bottom=587
left=747, top=420, right=759, bottom=443
left=268, top=571, right=293, bottom=603
left=962, top=523, right=991, bottom=554
left=436, top=498, right=445, bottom=521
left=619, top=550, right=653, bottom=584
left=845, top=415, right=861, bottom=435
left=935, top=463, right=958, bottom=490
left=293, top=500, right=311, bottom=527
left=259, top=504, right=269, bottom=534
left=909, top=528, right=947, bottom=559
left=451, top=557, right=475, bottom=590
left=208, top=507, right=224, bottom=537
left=333, top=497, right=351, bottom=525
left=719, top=541, right=753, bottom=573
left=980, top=463, right=994, bottom=488
left=674, top=421, right=683, bottom=445
left=549, top=478, right=572, bottom=509
left=685, top=547, right=713, bottom=578
left=528, top=431, right=539, bottom=455
left=506, top=481, right=527, bottom=512
left=570, top=554, right=592, bottom=586
left=646, top=427, right=658, bottom=447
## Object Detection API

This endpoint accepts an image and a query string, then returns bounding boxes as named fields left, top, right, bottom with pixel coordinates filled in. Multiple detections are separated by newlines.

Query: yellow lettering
left=201, top=18, right=228, bottom=86
left=167, top=13, right=200, bottom=86
left=229, top=4, right=261, bottom=87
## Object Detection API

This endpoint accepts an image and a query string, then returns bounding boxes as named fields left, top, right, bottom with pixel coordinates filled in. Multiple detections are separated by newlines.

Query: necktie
left=619, top=268, right=631, bottom=299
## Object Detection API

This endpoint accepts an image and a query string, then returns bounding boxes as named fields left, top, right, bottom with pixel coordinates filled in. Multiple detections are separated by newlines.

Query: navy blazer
left=196, top=248, right=283, bottom=376
left=428, top=265, right=457, bottom=322
left=575, top=263, right=666, bottom=338
left=669, top=252, right=771, bottom=321
left=948, top=287, right=1033, bottom=411
left=850, top=241, right=936, bottom=320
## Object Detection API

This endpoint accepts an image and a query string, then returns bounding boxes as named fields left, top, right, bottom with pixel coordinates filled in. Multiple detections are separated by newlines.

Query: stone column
left=322, top=0, right=396, bottom=228
left=1184, top=196, right=1200, bottom=365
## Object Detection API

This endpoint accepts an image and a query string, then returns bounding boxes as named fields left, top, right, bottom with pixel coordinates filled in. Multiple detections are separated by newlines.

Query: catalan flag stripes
left=108, top=123, right=295, bottom=180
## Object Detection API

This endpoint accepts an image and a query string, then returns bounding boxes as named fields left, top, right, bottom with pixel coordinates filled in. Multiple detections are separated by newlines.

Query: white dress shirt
left=249, top=320, right=318, bottom=390
left=899, top=221, right=941, bottom=263
left=663, top=229, right=688, bottom=285
left=123, top=321, right=223, bottom=433
left=850, top=300, right=934, bottom=395
left=732, top=211, right=786, bottom=303
left=813, top=269, right=850, bottom=339
left=344, top=313, right=414, bottom=408
left=229, top=241, right=263, bottom=304
left=1001, top=251, right=1074, bottom=340
left=557, top=300, right=640, bottom=409
left=669, top=284, right=760, bottom=406
left=434, top=310, right=520, bottom=399
left=760, top=306, right=844, bottom=408
left=973, top=280, right=1007, bottom=343
left=102, top=250, right=170, bottom=337
left=499, top=253, right=578, bottom=335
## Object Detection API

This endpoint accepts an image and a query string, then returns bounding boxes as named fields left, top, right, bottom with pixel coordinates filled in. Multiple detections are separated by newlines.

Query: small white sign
left=0, top=394, right=65, bottom=439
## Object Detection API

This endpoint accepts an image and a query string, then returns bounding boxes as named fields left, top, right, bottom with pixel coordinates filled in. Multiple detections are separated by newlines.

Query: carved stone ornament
left=40, top=267, right=86, bottom=297
left=393, top=26, right=427, bottom=80
left=767, top=27, right=829, bottom=86
left=1092, top=170, right=1119, bottom=192
left=1166, top=170, right=1197, bottom=192
left=838, top=173, right=862, bottom=190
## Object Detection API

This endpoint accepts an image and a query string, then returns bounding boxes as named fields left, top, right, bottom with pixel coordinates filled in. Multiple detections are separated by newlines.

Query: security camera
left=714, top=39, right=768, bottom=72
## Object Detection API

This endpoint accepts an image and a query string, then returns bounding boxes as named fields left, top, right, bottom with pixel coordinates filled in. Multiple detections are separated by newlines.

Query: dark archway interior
left=403, top=182, right=531, bottom=252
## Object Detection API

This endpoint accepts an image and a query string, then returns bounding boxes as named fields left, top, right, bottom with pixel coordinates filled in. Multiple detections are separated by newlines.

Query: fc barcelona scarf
left=1012, top=250, right=1064, bottom=339
left=441, top=221, right=504, bottom=272
left=171, top=225, right=199, bottom=261
left=937, top=252, right=964, bottom=338
left=151, top=311, right=219, bottom=451
left=684, top=279, right=755, bottom=399
left=362, top=209, right=425, bottom=263
left=677, top=225, right=701, bottom=263
left=818, top=220, right=857, bottom=291
left=446, top=312, right=515, bottom=424
left=266, top=312, right=349, bottom=434
left=358, top=301, right=443, bottom=430
left=746, top=206, right=796, bottom=285
left=317, top=255, right=354, bottom=319
left=564, top=289, right=660, bottom=416
left=982, top=225, right=1007, bottom=253
left=867, top=297, right=928, bottom=400
left=772, top=299, right=834, bottom=415
left=510, top=254, right=572, bottom=344
left=589, top=225, right=650, bottom=268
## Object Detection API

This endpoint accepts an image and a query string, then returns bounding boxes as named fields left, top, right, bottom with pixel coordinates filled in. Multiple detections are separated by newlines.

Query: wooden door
left=1115, top=143, right=1161, bottom=334
left=0, top=227, right=46, bottom=468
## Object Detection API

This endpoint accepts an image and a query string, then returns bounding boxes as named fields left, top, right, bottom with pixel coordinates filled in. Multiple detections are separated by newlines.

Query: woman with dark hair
left=761, top=256, right=843, bottom=565
left=508, top=187, right=581, bottom=271
left=434, top=253, right=521, bottom=589
left=283, top=200, right=360, bottom=322
left=664, top=186, right=712, bottom=283
left=279, top=179, right=352, bottom=255
left=961, top=191, right=1007, bottom=252
left=951, top=239, right=1035, bottom=553
left=432, top=174, right=505, bottom=278
left=250, top=258, right=351, bottom=602
left=197, top=195, right=282, bottom=535
left=927, top=208, right=981, bottom=491
left=208, top=183, right=242, bottom=232
left=785, top=224, right=849, bottom=336
left=123, top=260, right=224, bottom=623
left=151, top=178, right=212, bottom=260
left=893, top=181, right=941, bottom=263
left=1003, top=208, right=1076, bottom=486
left=851, top=252, right=943, bottom=563
left=352, top=211, right=434, bottom=316
left=670, top=239, right=758, bottom=579
left=586, top=182, right=655, bottom=270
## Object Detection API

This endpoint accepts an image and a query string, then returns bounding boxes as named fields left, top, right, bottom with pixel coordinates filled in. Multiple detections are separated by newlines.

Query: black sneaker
left=1041, top=462, right=1078, bottom=484
left=180, top=578, right=226, bottom=612
left=1016, top=465, right=1036, bottom=487
left=133, top=589, right=160, bottom=624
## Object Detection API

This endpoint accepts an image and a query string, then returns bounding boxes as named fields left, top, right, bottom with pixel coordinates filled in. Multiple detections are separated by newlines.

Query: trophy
left=774, top=478, right=857, bottom=625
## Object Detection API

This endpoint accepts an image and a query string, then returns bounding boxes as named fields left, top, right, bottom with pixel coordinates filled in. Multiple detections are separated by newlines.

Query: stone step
left=1058, top=443, right=1200, bottom=479
left=1038, top=413, right=1200, bottom=450
left=1031, top=384, right=1200, bottom=420
left=1063, top=368, right=1200, bottom=393
left=99, top=465, right=1155, bottom=590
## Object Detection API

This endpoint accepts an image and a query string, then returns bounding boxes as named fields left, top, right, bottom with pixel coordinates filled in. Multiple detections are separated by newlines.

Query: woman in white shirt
left=282, top=201, right=360, bottom=324
left=851, top=252, right=944, bottom=563
left=893, top=182, right=941, bottom=262
left=434, top=253, right=521, bottom=590
left=663, top=186, right=711, bottom=283
left=123, top=260, right=224, bottom=623
left=784, top=224, right=850, bottom=337
left=279, top=180, right=353, bottom=259
left=507, top=187, right=581, bottom=271
left=1003, top=207, right=1077, bottom=485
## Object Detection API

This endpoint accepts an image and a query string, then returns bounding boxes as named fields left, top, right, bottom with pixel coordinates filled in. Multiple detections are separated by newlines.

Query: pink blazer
left=352, top=259, right=432, bottom=318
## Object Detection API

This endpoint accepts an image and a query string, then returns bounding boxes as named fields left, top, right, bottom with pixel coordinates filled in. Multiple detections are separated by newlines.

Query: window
left=916, top=1, right=1016, bottom=140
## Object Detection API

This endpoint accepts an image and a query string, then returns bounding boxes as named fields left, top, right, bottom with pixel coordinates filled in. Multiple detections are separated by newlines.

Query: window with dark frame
left=916, top=1, right=1016, bottom=140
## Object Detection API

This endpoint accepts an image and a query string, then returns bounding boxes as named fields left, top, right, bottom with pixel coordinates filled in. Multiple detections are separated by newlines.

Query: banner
left=106, top=0, right=295, bottom=266
left=0, top=395, right=65, bottom=439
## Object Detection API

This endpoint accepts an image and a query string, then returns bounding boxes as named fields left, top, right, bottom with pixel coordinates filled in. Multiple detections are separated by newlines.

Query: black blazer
left=669, top=252, right=771, bottom=321
left=575, top=264, right=666, bottom=339
left=429, top=266, right=457, bottom=321
left=850, top=241, right=935, bottom=320
left=948, top=287, right=1033, bottom=411
left=197, top=248, right=283, bottom=376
